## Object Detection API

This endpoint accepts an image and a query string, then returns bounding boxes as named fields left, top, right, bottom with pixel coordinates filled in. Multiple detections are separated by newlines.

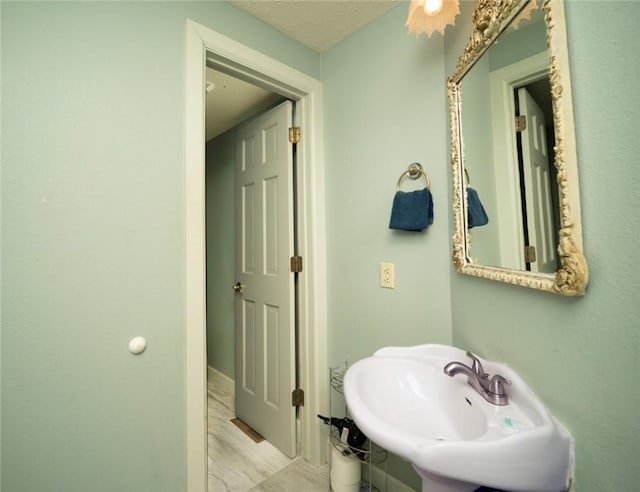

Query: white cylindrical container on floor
left=331, top=446, right=361, bottom=492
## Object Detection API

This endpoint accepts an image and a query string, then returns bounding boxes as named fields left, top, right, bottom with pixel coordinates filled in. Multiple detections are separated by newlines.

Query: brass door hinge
left=515, top=115, right=527, bottom=132
left=292, top=388, right=305, bottom=407
left=288, top=127, right=301, bottom=144
left=525, top=245, right=537, bottom=263
left=290, top=256, right=303, bottom=273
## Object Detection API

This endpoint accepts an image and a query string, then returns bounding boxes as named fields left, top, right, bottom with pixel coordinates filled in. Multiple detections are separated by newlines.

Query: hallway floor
left=207, top=374, right=329, bottom=491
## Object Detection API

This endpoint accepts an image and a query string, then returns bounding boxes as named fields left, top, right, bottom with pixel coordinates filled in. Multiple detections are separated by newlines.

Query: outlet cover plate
left=380, top=262, right=395, bottom=289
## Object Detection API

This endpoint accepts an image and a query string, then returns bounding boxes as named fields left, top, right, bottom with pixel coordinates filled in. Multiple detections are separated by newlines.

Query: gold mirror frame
left=448, top=0, right=588, bottom=296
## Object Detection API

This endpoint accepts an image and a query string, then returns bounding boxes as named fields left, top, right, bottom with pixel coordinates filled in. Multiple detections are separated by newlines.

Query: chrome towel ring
left=396, top=162, right=431, bottom=191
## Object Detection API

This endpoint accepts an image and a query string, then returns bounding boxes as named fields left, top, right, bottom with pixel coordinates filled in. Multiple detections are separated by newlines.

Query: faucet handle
left=488, top=374, right=511, bottom=396
left=465, top=351, right=488, bottom=377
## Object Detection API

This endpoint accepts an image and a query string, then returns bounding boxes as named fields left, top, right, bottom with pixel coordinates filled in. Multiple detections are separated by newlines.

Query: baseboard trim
left=207, top=365, right=234, bottom=397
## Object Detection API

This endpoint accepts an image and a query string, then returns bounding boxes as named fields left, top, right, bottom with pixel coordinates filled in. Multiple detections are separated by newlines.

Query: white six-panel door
left=234, top=100, right=296, bottom=457
left=519, top=87, right=557, bottom=274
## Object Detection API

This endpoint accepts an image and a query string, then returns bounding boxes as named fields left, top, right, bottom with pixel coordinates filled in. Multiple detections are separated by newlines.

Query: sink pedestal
left=413, top=465, right=477, bottom=492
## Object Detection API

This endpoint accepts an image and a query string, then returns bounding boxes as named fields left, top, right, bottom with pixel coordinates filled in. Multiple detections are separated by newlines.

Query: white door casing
left=518, top=87, right=557, bottom=273
left=185, top=20, right=327, bottom=491
left=235, top=101, right=296, bottom=457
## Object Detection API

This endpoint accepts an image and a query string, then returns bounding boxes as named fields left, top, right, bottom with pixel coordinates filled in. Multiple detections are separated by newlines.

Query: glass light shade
left=423, top=0, right=443, bottom=16
left=406, top=0, right=460, bottom=37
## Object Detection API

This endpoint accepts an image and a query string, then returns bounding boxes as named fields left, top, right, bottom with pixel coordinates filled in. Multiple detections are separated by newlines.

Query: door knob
left=233, top=282, right=243, bottom=293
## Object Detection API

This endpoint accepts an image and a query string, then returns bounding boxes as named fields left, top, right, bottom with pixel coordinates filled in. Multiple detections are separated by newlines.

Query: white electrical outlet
left=380, top=262, right=395, bottom=289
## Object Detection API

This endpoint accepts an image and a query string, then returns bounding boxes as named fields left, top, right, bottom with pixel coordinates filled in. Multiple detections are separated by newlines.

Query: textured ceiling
left=230, top=0, right=401, bottom=52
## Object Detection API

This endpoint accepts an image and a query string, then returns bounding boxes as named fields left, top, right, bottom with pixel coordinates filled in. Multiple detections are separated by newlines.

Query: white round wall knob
left=128, top=336, right=147, bottom=355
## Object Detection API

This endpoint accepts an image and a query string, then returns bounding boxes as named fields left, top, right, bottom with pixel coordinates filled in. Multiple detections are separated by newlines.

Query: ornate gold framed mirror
left=448, top=0, right=588, bottom=295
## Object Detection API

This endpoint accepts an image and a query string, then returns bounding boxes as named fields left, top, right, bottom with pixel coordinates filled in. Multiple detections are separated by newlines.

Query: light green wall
left=322, top=5, right=451, bottom=489
left=0, top=2, right=319, bottom=491
left=205, top=131, right=236, bottom=379
left=323, top=4, right=452, bottom=366
left=446, top=1, right=640, bottom=490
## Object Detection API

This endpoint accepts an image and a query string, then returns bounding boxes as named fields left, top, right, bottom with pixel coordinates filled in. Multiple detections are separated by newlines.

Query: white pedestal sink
left=343, top=344, right=573, bottom=492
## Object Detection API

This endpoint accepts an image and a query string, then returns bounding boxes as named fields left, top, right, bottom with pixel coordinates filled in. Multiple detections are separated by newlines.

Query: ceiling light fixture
left=406, top=0, right=460, bottom=37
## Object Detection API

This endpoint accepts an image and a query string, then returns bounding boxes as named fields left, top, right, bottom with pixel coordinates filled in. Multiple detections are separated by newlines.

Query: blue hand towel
left=389, top=188, right=434, bottom=231
left=467, top=187, right=489, bottom=229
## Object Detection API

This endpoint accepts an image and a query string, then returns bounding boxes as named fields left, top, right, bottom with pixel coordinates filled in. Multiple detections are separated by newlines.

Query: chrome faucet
left=444, top=351, right=511, bottom=406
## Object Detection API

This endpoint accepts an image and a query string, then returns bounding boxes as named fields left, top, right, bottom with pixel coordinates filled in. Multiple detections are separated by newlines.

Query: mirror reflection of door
left=485, top=50, right=558, bottom=271
left=514, top=83, right=560, bottom=273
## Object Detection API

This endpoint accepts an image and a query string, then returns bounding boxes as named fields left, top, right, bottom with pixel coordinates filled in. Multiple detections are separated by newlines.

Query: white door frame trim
left=185, top=20, right=328, bottom=491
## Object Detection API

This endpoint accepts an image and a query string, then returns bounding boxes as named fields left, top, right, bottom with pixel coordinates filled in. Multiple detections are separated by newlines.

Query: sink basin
left=343, top=344, right=573, bottom=492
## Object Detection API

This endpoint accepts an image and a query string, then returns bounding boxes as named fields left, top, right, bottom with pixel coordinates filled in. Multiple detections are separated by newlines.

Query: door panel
left=234, top=100, right=295, bottom=458
left=241, top=299, right=256, bottom=394
left=241, top=184, right=256, bottom=271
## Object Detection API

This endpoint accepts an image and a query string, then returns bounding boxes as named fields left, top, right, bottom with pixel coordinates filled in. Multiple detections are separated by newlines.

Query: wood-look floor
left=207, top=376, right=329, bottom=492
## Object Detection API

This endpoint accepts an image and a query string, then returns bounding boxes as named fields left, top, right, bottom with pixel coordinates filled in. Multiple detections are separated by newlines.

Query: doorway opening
left=206, top=67, right=299, bottom=449
left=186, top=20, right=328, bottom=491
